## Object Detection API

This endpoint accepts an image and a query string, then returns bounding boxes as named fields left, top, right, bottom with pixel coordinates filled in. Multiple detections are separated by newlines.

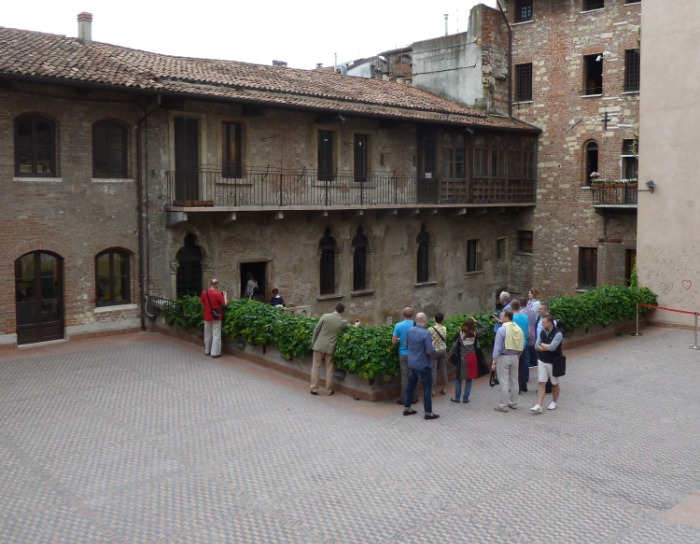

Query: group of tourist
left=200, top=277, right=563, bottom=416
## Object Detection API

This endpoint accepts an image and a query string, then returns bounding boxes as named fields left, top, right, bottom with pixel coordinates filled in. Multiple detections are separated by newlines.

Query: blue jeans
left=404, top=367, right=433, bottom=413
left=519, top=346, right=530, bottom=391
left=454, top=379, right=472, bottom=401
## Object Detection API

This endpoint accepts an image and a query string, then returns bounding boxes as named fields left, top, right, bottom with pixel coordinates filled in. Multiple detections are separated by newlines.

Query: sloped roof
left=0, top=26, right=534, bottom=131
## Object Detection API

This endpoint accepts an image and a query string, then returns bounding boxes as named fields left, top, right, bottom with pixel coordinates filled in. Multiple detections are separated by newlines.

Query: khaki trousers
left=310, top=350, right=335, bottom=394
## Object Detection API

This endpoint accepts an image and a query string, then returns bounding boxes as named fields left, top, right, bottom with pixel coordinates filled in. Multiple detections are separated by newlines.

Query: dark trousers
left=404, top=367, right=433, bottom=414
left=519, top=347, right=530, bottom=392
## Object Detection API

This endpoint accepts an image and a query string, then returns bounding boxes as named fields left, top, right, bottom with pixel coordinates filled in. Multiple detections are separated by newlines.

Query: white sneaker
left=547, top=401, right=557, bottom=410
left=530, top=404, right=542, bottom=414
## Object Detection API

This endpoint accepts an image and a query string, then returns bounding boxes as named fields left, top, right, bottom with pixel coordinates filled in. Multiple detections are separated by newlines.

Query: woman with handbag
left=449, top=317, right=485, bottom=403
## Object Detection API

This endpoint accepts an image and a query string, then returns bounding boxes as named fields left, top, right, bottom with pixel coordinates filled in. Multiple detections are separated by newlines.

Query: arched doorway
left=176, top=233, right=203, bottom=298
left=15, top=251, right=64, bottom=344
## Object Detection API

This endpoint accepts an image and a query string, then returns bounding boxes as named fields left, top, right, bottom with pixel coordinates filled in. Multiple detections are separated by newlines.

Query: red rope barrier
left=638, top=303, right=697, bottom=316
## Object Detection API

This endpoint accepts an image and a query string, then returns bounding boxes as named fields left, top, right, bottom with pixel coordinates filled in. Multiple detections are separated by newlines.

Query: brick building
left=354, top=1, right=641, bottom=299
left=0, top=14, right=538, bottom=346
left=503, top=0, right=641, bottom=297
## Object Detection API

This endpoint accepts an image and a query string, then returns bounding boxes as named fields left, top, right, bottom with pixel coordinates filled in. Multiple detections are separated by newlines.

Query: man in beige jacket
left=310, top=303, right=348, bottom=396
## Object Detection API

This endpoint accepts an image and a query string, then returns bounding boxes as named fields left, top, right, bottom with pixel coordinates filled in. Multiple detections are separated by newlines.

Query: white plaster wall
left=638, top=1, right=700, bottom=326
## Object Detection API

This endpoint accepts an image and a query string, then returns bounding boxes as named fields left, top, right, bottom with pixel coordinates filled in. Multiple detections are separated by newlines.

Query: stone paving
left=0, top=327, right=699, bottom=543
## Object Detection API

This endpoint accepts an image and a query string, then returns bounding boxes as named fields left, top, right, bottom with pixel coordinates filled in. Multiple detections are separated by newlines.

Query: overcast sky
left=3, top=0, right=498, bottom=69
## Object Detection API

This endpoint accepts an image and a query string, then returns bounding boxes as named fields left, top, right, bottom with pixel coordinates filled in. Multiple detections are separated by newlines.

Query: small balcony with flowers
left=589, top=172, right=638, bottom=209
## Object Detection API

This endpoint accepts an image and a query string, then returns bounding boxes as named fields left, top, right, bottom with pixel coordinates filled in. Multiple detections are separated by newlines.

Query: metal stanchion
left=631, top=301, right=643, bottom=336
left=691, top=312, right=699, bottom=350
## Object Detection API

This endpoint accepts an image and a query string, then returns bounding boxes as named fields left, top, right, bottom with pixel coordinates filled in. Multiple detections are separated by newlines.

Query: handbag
left=205, top=290, right=222, bottom=320
left=447, top=334, right=461, bottom=365
left=489, top=370, right=500, bottom=387
left=552, top=354, right=566, bottom=377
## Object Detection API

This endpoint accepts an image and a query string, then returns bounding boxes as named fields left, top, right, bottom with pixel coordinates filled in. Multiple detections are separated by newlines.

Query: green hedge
left=548, top=285, right=657, bottom=331
left=161, top=284, right=656, bottom=380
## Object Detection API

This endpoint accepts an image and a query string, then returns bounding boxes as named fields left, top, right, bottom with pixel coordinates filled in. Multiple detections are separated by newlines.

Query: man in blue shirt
left=402, top=312, right=439, bottom=420
left=392, top=306, right=417, bottom=405
left=510, top=299, right=530, bottom=393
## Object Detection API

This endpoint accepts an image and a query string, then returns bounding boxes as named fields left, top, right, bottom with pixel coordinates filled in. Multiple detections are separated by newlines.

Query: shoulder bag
left=205, top=290, right=222, bottom=320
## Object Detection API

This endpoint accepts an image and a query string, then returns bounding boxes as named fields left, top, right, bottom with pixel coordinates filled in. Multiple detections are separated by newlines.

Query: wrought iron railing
left=591, top=183, right=638, bottom=206
left=165, top=166, right=536, bottom=208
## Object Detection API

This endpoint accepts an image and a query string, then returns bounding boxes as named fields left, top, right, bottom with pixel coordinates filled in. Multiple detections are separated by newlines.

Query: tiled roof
left=0, top=26, right=534, bottom=131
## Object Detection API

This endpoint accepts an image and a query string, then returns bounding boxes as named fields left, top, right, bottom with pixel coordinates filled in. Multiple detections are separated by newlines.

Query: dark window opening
left=416, top=225, right=430, bottom=283
left=319, top=227, right=336, bottom=295
left=624, top=49, right=640, bottom=92
left=584, top=54, right=603, bottom=95
left=96, top=249, right=130, bottom=306
left=93, top=120, right=127, bottom=178
left=318, top=131, right=335, bottom=181
left=515, top=63, right=533, bottom=102
left=578, top=247, right=598, bottom=289
left=518, top=230, right=533, bottom=253
left=441, top=133, right=467, bottom=179
left=585, top=141, right=599, bottom=185
left=583, top=0, right=605, bottom=10
left=222, top=122, right=243, bottom=178
left=496, top=238, right=507, bottom=262
left=354, top=133, right=369, bottom=182
left=514, top=0, right=533, bottom=22
left=14, top=114, right=56, bottom=176
left=352, top=227, right=368, bottom=291
left=466, top=239, right=481, bottom=272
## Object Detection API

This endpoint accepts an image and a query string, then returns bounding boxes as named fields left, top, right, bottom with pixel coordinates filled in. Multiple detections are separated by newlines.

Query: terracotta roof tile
left=0, top=26, right=535, bottom=131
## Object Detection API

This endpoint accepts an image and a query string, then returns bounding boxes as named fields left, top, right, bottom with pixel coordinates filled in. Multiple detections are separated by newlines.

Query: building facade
left=0, top=17, right=538, bottom=346
left=637, top=0, right=700, bottom=327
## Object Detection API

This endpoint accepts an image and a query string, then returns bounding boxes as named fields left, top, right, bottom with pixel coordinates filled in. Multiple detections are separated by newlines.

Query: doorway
left=240, top=261, right=267, bottom=302
left=174, top=117, right=200, bottom=202
left=15, top=251, right=64, bottom=345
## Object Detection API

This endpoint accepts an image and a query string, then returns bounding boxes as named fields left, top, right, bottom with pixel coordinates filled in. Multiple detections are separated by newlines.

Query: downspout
left=496, top=1, right=513, bottom=118
left=135, top=95, right=161, bottom=330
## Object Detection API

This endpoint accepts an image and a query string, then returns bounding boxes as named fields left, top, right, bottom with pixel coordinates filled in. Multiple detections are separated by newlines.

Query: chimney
left=78, top=12, right=93, bottom=42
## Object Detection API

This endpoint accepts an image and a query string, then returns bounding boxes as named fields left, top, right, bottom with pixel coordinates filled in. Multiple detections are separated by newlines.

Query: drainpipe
left=495, top=1, right=513, bottom=118
left=135, top=95, right=161, bottom=330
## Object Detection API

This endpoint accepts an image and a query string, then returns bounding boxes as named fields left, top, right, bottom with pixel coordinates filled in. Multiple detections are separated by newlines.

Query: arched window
left=93, top=120, right=128, bottom=178
left=584, top=141, right=599, bottom=185
left=96, top=249, right=130, bottom=306
left=352, top=227, right=369, bottom=291
left=176, top=234, right=203, bottom=298
left=14, top=114, right=56, bottom=176
left=416, top=224, right=430, bottom=283
left=319, top=227, right=337, bottom=295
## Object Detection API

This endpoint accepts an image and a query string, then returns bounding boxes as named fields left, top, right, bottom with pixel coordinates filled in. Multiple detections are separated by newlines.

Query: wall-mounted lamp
left=595, top=54, right=603, bottom=62
left=646, top=179, right=656, bottom=193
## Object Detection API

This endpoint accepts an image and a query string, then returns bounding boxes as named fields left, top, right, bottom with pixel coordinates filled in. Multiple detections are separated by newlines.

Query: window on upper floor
left=354, top=133, right=369, bottom=182
left=222, top=121, right=243, bottom=178
left=621, top=139, right=638, bottom=181
left=514, top=0, right=533, bottom=22
left=583, top=54, right=603, bottom=95
left=584, top=140, right=599, bottom=185
left=416, top=224, right=431, bottom=283
left=515, top=63, right=533, bottom=102
left=352, top=227, right=369, bottom=291
left=578, top=247, right=598, bottom=289
left=318, top=130, right=336, bottom=181
left=319, top=227, right=337, bottom=295
left=517, top=230, right=533, bottom=253
left=96, top=249, right=131, bottom=306
left=496, top=238, right=507, bottom=262
left=93, top=120, right=128, bottom=178
left=14, top=114, right=56, bottom=177
left=583, top=0, right=605, bottom=10
left=624, top=49, right=641, bottom=92
left=441, top=133, right=467, bottom=179
left=466, top=239, right=481, bottom=272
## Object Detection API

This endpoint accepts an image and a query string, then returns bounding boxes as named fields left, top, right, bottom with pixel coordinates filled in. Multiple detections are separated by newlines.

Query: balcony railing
left=165, top=167, right=536, bottom=209
left=591, top=182, right=638, bottom=207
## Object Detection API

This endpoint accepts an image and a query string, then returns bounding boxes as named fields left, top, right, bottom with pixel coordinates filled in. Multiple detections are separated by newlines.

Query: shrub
left=548, top=285, right=657, bottom=331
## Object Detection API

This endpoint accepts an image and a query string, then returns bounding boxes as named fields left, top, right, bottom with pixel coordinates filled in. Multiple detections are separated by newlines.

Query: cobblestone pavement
left=0, top=328, right=699, bottom=543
